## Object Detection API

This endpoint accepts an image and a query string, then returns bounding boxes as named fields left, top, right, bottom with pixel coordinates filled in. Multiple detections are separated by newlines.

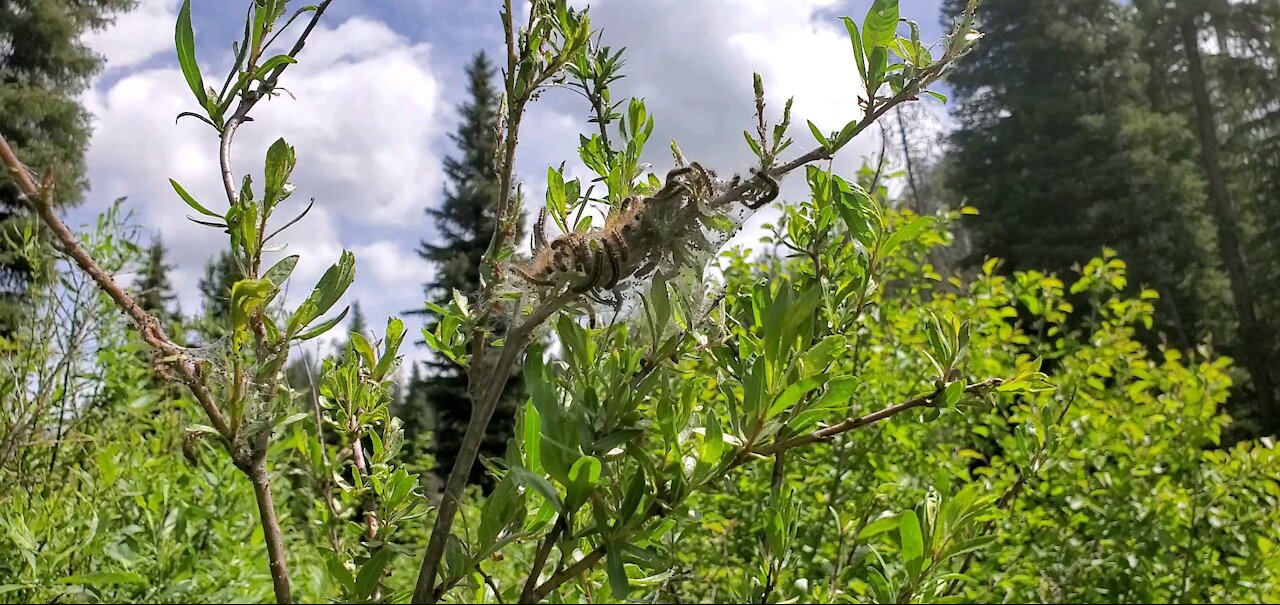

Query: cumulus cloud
left=83, top=0, right=180, bottom=71
left=79, top=13, right=444, bottom=357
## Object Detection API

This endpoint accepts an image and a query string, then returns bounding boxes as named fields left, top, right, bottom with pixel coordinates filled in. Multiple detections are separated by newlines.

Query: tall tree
left=134, top=237, right=179, bottom=324
left=416, top=52, right=523, bottom=488
left=1129, top=0, right=1280, bottom=433
left=197, top=250, right=241, bottom=328
left=0, top=0, right=136, bottom=332
left=942, top=0, right=1224, bottom=348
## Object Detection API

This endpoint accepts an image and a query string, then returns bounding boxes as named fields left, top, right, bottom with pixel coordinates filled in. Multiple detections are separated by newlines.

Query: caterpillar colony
left=512, top=162, right=779, bottom=308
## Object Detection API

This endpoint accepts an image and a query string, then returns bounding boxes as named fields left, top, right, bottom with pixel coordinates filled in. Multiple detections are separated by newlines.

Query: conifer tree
left=135, top=237, right=179, bottom=325
left=415, top=52, right=523, bottom=488
left=0, top=0, right=136, bottom=332
left=942, top=0, right=1223, bottom=346
left=197, top=251, right=241, bottom=333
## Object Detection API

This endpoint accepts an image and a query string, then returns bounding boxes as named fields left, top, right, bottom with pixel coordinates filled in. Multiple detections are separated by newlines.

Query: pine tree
left=135, top=237, right=180, bottom=325
left=416, top=52, right=523, bottom=488
left=395, top=363, right=432, bottom=459
left=0, top=0, right=136, bottom=332
left=942, top=0, right=1224, bottom=347
left=197, top=251, right=242, bottom=333
left=1130, top=0, right=1280, bottom=433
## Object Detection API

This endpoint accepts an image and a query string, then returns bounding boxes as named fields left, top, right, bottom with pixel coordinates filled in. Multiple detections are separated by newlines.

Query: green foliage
left=943, top=0, right=1280, bottom=434
left=4, top=2, right=1279, bottom=605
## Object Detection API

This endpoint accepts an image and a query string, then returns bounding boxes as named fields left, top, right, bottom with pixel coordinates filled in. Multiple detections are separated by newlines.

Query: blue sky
left=77, top=0, right=948, bottom=363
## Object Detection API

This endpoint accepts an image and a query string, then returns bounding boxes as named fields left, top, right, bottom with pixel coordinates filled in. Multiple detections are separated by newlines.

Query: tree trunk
left=1180, top=17, right=1276, bottom=406
left=895, top=106, right=923, bottom=213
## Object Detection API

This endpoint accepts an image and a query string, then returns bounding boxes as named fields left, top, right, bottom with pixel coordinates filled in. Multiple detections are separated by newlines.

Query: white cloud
left=83, top=0, right=180, bottom=71
left=79, top=14, right=446, bottom=358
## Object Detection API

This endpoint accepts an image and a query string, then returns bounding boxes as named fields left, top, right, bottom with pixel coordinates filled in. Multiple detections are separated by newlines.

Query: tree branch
left=0, top=134, right=231, bottom=438
left=247, top=458, right=292, bottom=604
left=730, top=378, right=1004, bottom=470
left=414, top=290, right=575, bottom=603
left=519, top=520, right=563, bottom=603
left=527, top=545, right=606, bottom=603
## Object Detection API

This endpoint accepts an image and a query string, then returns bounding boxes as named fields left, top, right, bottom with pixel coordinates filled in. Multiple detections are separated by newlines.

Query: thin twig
left=414, top=290, right=575, bottom=603
left=478, top=563, right=506, bottom=604
left=0, top=134, right=230, bottom=437
left=528, top=545, right=606, bottom=603
left=519, top=520, right=563, bottom=603
left=731, top=379, right=1003, bottom=468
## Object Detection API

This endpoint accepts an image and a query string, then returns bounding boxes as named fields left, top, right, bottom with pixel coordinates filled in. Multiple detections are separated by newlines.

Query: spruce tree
left=416, top=52, right=523, bottom=488
left=942, top=0, right=1224, bottom=347
left=1130, top=0, right=1280, bottom=432
left=197, top=250, right=242, bottom=331
left=0, top=0, right=136, bottom=332
left=135, top=237, right=179, bottom=325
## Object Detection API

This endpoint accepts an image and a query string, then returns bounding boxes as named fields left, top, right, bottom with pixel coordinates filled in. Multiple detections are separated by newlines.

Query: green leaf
left=862, top=0, right=900, bottom=56
left=230, top=278, right=279, bottom=343
left=799, top=335, right=845, bottom=376
left=701, top=413, right=724, bottom=467
left=373, top=318, right=406, bottom=379
left=510, top=466, right=562, bottom=513
left=252, top=54, right=298, bottom=82
left=899, top=509, right=924, bottom=564
left=288, top=250, right=356, bottom=337
left=809, top=375, right=858, bottom=411
left=881, top=216, right=936, bottom=257
left=170, top=179, right=222, bottom=218
left=522, top=404, right=542, bottom=471
left=841, top=16, right=868, bottom=80
left=923, top=90, right=948, bottom=103
left=293, top=306, right=349, bottom=342
left=58, top=572, right=146, bottom=586
left=263, top=138, right=296, bottom=211
left=175, top=0, right=208, bottom=107
left=619, top=466, right=647, bottom=525
left=349, top=331, right=375, bottom=369
left=263, top=255, right=299, bottom=286
left=768, top=373, right=828, bottom=419
left=565, top=455, right=602, bottom=514
left=942, top=380, right=964, bottom=408
left=744, top=130, right=765, bottom=160
left=354, top=548, right=393, bottom=601
left=606, top=545, right=630, bottom=599
left=858, top=514, right=899, bottom=539
left=807, top=120, right=831, bottom=150
left=479, top=475, right=520, bottom=548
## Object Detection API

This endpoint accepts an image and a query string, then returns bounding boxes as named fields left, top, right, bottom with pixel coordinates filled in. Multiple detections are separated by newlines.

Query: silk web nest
left=510, top=162, right=779, bottom=312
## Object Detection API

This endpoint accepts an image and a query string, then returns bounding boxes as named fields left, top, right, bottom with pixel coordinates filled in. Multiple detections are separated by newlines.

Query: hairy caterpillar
left=514, top=162, right=778, bottom=303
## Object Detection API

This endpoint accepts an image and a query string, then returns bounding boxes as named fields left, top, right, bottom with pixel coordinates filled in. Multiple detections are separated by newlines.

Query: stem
left=248, top=459, right=293, bottom=604
left=734, top=379, right=1001, bottom=465
left=414, top=293, right=574, bottom=603
left=350, top=435, right=381, bottom=539
left=894, top=106, right=922, bottom=212
left=528, top=546, right=606, bottom=603
left=520, top=520, right=563, bottom=603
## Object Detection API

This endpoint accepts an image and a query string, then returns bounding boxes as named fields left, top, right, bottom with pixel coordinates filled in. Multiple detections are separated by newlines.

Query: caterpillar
left=513, top=162, right=777, bottom=302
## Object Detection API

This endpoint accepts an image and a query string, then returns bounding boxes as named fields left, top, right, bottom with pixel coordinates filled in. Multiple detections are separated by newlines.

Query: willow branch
left=414, top=290, right=575, bottom=603
left=0, top=134, right=231, bottom=438
left=219, top=0, right=333, bottom=207
left=527, top=545, right=606, bottom=603
left=519, top=520, right=563, bottom=603
left=732, top=378, right=1003, bottom=468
